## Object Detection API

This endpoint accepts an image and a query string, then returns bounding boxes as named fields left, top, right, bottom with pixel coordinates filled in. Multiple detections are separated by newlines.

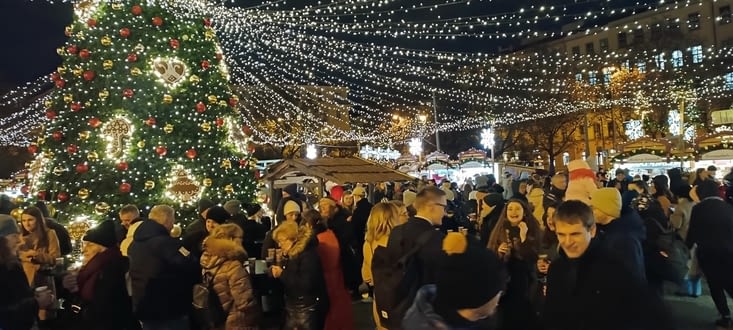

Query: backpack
left=371, top=229, right=434, bottom=329
left=192, top=265, right=227, bottom=329
left=648, top=216, right=690, bottom=285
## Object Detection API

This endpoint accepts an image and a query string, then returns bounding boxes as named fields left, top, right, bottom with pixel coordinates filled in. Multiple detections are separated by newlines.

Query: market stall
left=423, top=151, right=455, bottom=182
left=454, top=148, right=494, bottom=184
left=396, top=154, right=421, bottom=177
left=694, top=131, right=733, bottom=180
left=610, top=138, right=686, bottom=177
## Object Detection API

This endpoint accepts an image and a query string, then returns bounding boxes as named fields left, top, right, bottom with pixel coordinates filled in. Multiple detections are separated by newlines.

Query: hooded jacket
left=200, top=237, right=261, bottom=329
left=128, top=220, right=199, bottom=321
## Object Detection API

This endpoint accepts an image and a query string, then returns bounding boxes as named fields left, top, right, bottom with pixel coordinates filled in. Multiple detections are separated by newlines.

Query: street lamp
left=409, top=138, right=423, bottom=161
left=481, top=127, right=496, bottom=177
left=306, top=144, right=317, bottom=159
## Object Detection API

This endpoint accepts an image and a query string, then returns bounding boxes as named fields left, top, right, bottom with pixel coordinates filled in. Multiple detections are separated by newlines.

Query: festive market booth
left=694, top=131, right=733, bottom=180
left=423, top=151, right=455, bottom=182
left=396, top=154, right=421, bottom=177
left=454, top=148, right=496, bottom=184
left=610, top=138, right=685, bottom=177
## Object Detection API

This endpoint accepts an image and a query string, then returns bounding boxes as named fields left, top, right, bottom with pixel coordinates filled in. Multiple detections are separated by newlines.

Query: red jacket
left=316, top=229, right=354, bottom=330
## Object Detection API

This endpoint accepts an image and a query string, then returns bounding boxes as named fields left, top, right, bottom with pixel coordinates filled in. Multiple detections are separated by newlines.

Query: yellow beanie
left=590, top=188, right=622, bottom=219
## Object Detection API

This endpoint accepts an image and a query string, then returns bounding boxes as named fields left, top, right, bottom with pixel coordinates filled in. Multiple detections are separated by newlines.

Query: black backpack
left=192, top=265, right=227, bottom=329
left=371, top=229, right=434, bottom=329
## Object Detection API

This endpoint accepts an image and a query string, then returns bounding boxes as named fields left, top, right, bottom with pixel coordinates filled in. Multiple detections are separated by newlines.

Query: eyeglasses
left=433, top=203, right=448, bottom=210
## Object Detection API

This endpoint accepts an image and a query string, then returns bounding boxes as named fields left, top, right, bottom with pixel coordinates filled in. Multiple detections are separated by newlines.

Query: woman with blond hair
left=19, top=207, right=60, bottom=286
left=361, top=202, right=403, bottom=330
left=200, top=223, right=261, bottom=329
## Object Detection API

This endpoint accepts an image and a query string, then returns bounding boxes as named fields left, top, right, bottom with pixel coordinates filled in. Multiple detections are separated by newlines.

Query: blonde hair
left=273, top=221, right=299, bottom=242
left=365, top=202, right=400, bottom=243
left=149, top=205, right=174, bottom=225
left=208, top=223, right=243, bottom=240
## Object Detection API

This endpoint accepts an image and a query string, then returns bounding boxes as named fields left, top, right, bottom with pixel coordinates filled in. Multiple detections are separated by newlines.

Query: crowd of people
left=0, top=163, right=732, bottom=330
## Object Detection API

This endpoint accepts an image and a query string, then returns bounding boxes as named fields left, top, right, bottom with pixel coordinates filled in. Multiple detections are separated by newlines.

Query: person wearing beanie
left=60, top=221, right=139, bottom=329
left=403, top=233, right=507, bottom=329
left=182, top=199, right=216, bottom=261
left=478, top=193, right=505, bottom=247
left=275, top=184, right=310, bottom=225
left=261, top=200, right=304, bottom=259
left=590, top=188, right=646, bottom=282
left=184, top=205, right=231, bottom=260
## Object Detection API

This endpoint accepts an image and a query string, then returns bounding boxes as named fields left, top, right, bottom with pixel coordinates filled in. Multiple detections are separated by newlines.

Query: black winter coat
left=386, top=217, right=446, bottom=286
left=543, top=240, right=673, bottom=330
left=181, top=219, right=207, bottom=260
left=128, top=220, right=200, bottom=321
left=0, top=260, right=37, bottom=330
left=351, top=198, right=373, bottom=247
left=596, top=210, right=647, bottom=282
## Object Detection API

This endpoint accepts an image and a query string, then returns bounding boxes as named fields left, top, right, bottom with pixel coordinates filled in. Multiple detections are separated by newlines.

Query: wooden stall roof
left=263, top=157, right=415, bottom=184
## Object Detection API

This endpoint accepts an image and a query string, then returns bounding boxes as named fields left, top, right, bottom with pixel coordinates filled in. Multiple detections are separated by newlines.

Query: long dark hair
left=651, top=175, right=676, bottom=203
left=300, top=209, right=327, bottom=234
left=487, top=199, right=541, bottom=252
left=21, top=207, right=50, bottom=249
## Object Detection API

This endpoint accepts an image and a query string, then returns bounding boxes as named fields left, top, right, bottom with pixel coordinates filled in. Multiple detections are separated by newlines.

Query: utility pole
left=583, top=113, right=591, bottom=159
left=679, top=97, right=686, bottom=150
left=432, top=91, right=441, bottom=151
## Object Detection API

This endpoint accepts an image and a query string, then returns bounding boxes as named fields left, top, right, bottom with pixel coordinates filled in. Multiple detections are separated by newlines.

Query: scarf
left=77, top=248, right=121, bottom=301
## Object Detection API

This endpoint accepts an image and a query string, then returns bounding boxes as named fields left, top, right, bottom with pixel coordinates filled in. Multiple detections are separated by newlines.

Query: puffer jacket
left=201, top=237, right=261, bottom=330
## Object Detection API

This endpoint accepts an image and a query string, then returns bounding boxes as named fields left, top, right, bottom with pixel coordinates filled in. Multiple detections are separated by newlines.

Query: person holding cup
left=0, top=214, right=55, bottom=330
left=19, top=207, right=60, bottom=286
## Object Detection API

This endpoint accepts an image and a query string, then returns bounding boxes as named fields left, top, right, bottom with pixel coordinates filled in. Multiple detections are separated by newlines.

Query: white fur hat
left=567, top=159, right=591, bottom=172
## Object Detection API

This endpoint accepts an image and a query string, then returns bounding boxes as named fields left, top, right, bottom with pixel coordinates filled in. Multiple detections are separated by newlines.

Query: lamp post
left=481, top=127, right=495, bottom=175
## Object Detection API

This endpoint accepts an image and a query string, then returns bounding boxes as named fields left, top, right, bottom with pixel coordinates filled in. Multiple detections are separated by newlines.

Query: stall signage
left=711, top=109, right=733, bottom=125
left=626, top=153, right=665, bottom=162
left=701, top=149, right=733, bottom=160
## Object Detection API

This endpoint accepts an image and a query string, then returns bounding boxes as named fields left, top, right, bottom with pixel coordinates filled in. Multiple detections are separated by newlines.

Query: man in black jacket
left=687, top=180, right=733, bottom=328
left=128, top=205, right=199, bottom=329
left=544, top=200, right=672, bottom=330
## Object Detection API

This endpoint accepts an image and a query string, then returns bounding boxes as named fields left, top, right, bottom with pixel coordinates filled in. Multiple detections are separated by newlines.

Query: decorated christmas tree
left=25, top=0, right=257, bottom=224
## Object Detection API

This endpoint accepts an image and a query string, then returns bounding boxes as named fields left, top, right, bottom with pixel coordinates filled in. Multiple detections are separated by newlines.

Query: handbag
left=192, top=264, right=228, bottom=329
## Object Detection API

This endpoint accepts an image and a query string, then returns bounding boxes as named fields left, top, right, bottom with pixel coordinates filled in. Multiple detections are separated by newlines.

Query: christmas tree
left=25, top=0, right=257, bottom=224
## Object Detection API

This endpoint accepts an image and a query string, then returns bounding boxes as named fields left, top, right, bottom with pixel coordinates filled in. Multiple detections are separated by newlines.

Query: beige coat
left=21, top=229, right=60, bottom=285
left=200, top=237, right=261, bottom=330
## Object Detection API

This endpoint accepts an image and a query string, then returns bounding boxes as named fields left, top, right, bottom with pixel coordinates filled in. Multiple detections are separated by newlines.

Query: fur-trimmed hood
left=200, top=237, right=248, bottom=270
left=287, top=225, right=316, bottom=259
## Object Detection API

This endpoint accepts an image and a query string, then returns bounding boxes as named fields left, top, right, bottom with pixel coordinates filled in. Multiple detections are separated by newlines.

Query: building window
left=572, top=46, right=581, bottom=57
left=575, top=73, right=583, bottom=81
left=672, top=50, right=684, bottom=68
left=602, top=68, right=612, bottom=85
left=721, top=5, right=732, bottom=25
left=599, top=38, right=609, bottom=52
left=691, top=45, right=703, bottom=63
left=589, top=71, right=597, bottom=85
left=688, top=12, right=700, bottom=30
left=725, top=72, right=733, bottom=90
left=637, top=60, right=646, bottom=73
left=633, top=29, right=644, bottom=44
left=667, top=18, right=680, bottom=31
left=586, top=42, right=595, bottom=55
left=655, top=53, right=666, bottom=70
left=621, top=60, right=630, bottom=70
left=607, top=122, right=615, bottom=135
left=618, top=32, right=628, bottom=48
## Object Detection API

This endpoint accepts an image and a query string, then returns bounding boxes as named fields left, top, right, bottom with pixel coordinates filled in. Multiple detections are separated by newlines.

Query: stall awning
left=263, top=157, right=415, bottom=184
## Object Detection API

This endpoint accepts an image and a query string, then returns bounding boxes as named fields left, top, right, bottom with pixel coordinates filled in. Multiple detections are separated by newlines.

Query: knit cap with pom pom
left=435, top=233, right=508, bottom=311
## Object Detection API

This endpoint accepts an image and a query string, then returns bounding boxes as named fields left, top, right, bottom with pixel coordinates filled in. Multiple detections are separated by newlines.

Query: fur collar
left=287, top=225, right=315, bottom=258
left=201, top=237, right=247, bottom=269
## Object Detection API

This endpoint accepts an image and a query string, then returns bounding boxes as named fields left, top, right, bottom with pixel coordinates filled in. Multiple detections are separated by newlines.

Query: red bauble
left=66, top=144, right=78, bottom=154
left=131, top=5, right=142, bottom=15
left=123, top=88, right=134, bottom=98
left=247, top=142, right=255, bottom=154
left=195, top=102, right=206, bottom=113
left=203, top=18, right=212, bottom=27
left=215, top=118, right=224, bottom=127
left=83, top=70, right=96, bottom=81
left=155, top=145, right=167, bottom=156
left=169, top=39, right=179, bottom=49
left=255, top=169, right=261, bottom=179
left=201, top=60, right=210, bottom=70
left=228, top=97, right=238, bottom=107
left=242, top=125, right=252, bottom=135
left=37, top=191, right=47, bottom=200
left=20, top=185, right=29, bottom=195
left=55, top=80, right=66, bottom=89
left=57, top=192, right=70, bottom=203
left=239, top=159, right=247, bottom=167
left=152, top=16, right=163, bottom=26
left=51, top=72, right=60, bottom=81
left=127, top=53, right=138, bottom=62
left=116, top=161, right=129, bottom=171
left=79, top=49, right=91, bottom=60
left=186, top=148, right=197, bottom=159
left=75, top=163, right=89, bottom=173
left=145, top=116, right=156, bottom=126
left=45, top=110, right=57, bottom=120
left=67, top=45, right=78, bottom=55
left=27, top=145, right=38, bottom=154
left=119, top=183, right=132, bottom=193
left=88, top=117, right=101, bottom=128
left=87, top=19, right=97, bottom=27
left=119, top=28, right=131, bottom=38
left=70, top=102, right=82, bottom=112
left=52, top=131, right=64, bottom=141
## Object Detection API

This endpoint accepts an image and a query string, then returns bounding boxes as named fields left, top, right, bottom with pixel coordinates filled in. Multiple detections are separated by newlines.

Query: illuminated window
left=691, top=45, right=703, bottom=63
left=589, top=71, right=597, bottom=85
left=655, top=53, right=666, bottom=70
left=672, top=50, right=684, bottom=68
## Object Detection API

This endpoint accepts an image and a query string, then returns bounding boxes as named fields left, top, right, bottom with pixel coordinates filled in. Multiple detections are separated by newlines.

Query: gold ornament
left=98, top=89, right=109, bottom=100
left=47, top=205, right=56, bottom=218
left=134, top=43, right=145, bottom=52
left=101, top=35, right=112, bottom=46
left=137, top=140, right=146, bottom=148
left=189, top=75, right=200, bottom=84
left=56, top=47, right=65, bottom=56
left=202, top=178, right=212, bottom=187
left=204, top=30, right=215, bottom=40
left=44, top=151, right=55, bottom=159
left=78, top=131, right=91, bottom=140
left=87, top=151, right=99, bottom=161
left=218, top=100, right=228, bottom=107
left=73, top=68, right=83, bottom=77
left=57, top=66, right=67, bottom=74
left=64, top=26, right=73, bottom=37
left=163, top=124, right=174, bottom=134
left=224, top=184, right=234, bottom=194
left=111, top=2, right=123, bottom=10
left=221, top=159, right=232, bottom=169
left=144, top=180, right=155, bottom=190
left=208, top=95, right=218, bottom=104
left=130, top=67, right=142, bottom=76
left=84, top=101, right=92, bottom=107
left=78, top=188, right=90, bottom=199
left=103, top=60, right=114, bottom=70
left=94, top=202, right=111, bottom=215
left=44, top=100, right=53, bottom=108
left=69, top=220, right=91, bottom=241
left=163, top=94, right=173, bottom=104
left=14, top=196, right=24, bottom=204
left=169, top=167, right=201, bottom=203
left=63, top=94, right=73, bottom=103
left=52, top=166, right=65, bottom=176
left=200, top=122, right=211, bottom=132
left=10, top=208, right=22, bottom=220
left=181, top=34, right=190, bottom=41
